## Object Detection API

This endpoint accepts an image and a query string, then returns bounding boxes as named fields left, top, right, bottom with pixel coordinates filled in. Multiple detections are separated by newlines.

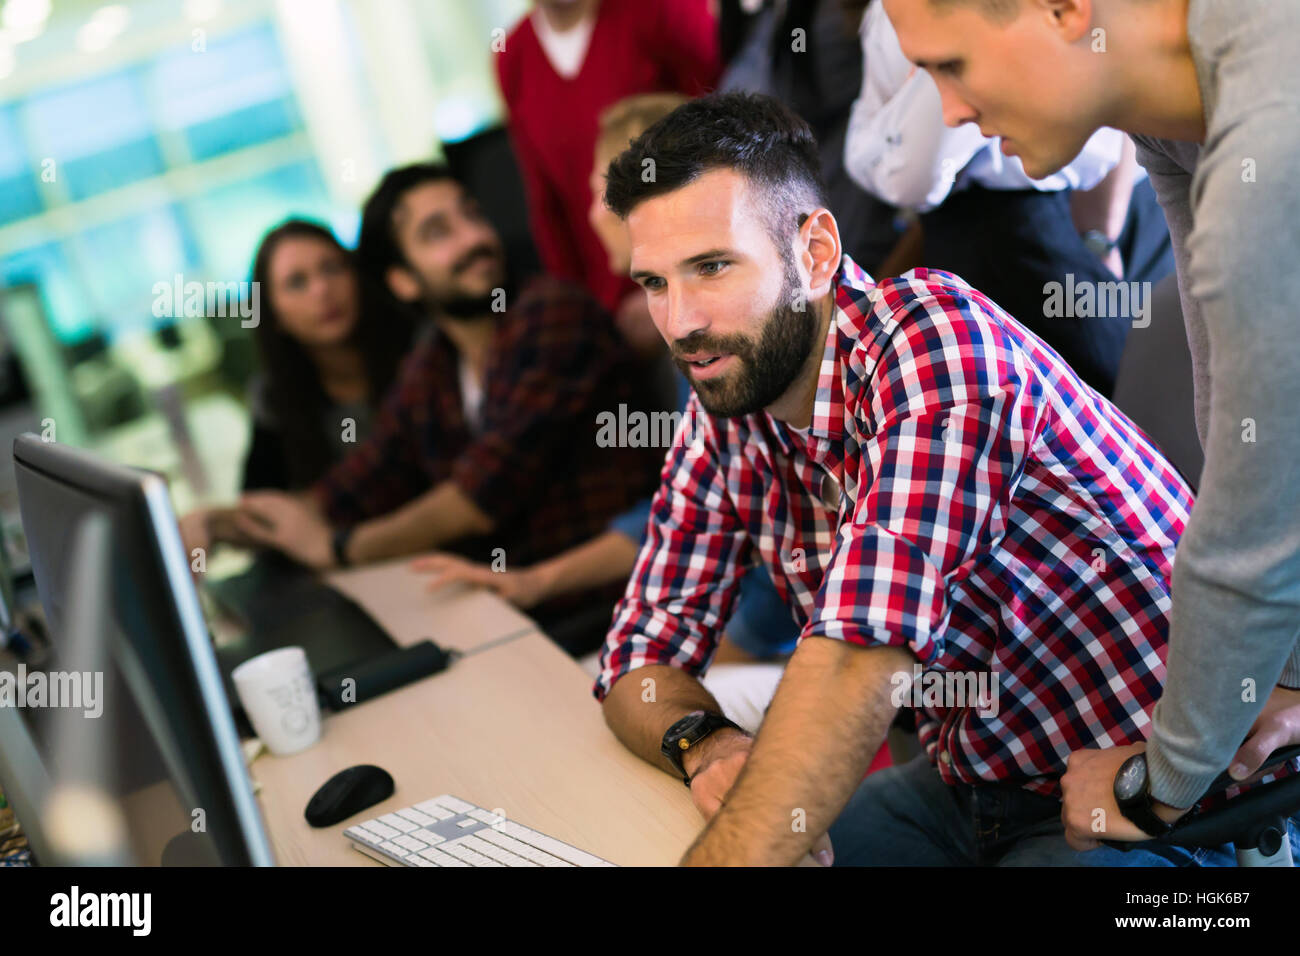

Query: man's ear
left=1038, top=0, right=1093, bottom=43
left=799, top=207, right=842, bottom=298
left=385, top=264, right=422, bottom=303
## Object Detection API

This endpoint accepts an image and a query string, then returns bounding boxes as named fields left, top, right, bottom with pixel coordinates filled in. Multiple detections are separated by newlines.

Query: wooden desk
left=324, top=554, right=540, bottom=654
left=251, top=576, right=701, bottom=866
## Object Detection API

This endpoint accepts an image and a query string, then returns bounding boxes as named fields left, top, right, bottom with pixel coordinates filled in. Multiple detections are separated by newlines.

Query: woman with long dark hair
left=181, top=219, right=413, bottom=549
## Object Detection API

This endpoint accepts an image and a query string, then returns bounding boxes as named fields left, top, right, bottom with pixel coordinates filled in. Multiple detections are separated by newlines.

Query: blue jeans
left=827, top=754, right=1300, bottom=866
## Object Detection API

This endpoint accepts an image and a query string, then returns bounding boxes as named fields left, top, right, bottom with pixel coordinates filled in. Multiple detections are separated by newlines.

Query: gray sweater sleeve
left=1134, top=112, right=1300, bottom=809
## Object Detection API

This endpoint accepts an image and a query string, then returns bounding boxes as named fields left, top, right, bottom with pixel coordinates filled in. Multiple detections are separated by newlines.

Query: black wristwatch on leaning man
left=661, top=710, right=744, bottom=787
left=1113, top=752, right=1175, bottom=838
left=331, top=525, right=355, bottom=568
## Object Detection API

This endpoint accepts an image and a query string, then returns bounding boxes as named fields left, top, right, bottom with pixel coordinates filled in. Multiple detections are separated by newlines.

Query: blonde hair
left=596, top=93, right=691, bottom=164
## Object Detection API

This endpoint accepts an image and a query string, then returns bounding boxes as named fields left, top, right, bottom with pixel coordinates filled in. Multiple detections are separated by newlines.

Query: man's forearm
left=682, top=639, right=911, bottom=866
left=602, top=664, right=730, bottom=779
left=347, top=481, right=493, bottom=564
left=529, top=531, right=641, bottom=607
left=1070, top=135, right=1136, bottom=241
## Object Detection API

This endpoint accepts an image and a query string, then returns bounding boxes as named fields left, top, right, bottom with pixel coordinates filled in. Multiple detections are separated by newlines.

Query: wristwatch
left=1082, top=228, right=1119, bottom=260
left=661, top=710, right=744, bottom=787
left=1113, top=753, right=1175, bottom=838
left=331, top=525, right=355, bottom=568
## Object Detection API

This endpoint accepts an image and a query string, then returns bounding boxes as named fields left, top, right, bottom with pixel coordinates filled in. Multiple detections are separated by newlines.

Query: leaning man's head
left=603, top=92, right=835, bottom=419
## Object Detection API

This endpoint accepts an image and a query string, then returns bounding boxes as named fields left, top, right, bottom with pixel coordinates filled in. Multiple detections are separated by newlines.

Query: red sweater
left=496, top=0, right=720, bottom=312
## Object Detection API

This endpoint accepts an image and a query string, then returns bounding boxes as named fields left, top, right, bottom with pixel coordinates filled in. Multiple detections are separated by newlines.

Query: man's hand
left=1060, top=742, right=1185, bottom=850
left=1229, top=685, right=1300, bottom=780
left=681, top=728, right=834, bottom=866
left=235, top=491, right=334, bottom=569
left=178, top=508, right=212, bottom=559
left=683, top=728, right=752, bottom=819
left=409, top=553, right=551, bottom=609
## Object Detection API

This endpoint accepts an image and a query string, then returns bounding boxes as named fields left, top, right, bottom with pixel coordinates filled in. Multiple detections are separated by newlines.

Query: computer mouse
left=305, top=764, right=395, bottom=828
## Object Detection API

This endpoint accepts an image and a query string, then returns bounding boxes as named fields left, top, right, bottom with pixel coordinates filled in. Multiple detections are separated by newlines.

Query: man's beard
left=439, top=291, right=500, bottom=319
left=429, top=243, right=507, bottom=319
left=672, top=253, right=819, bottom=419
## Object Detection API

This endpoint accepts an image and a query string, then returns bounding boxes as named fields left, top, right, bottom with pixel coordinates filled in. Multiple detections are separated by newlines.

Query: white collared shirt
left=845, top=0, right=1130, bottom=213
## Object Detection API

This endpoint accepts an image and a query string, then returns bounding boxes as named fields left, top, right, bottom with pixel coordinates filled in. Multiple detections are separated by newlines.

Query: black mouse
left=305, top=764, right=395, bottom=828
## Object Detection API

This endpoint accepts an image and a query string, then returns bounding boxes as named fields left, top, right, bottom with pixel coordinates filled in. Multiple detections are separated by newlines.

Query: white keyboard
left=343, top=794, right=616, bottom=867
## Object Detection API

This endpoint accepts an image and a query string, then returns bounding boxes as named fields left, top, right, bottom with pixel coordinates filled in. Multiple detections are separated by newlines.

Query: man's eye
left=641, top=277, right=665, bottom=292
left=699, top=260, right=728, bottom=276
left=934, top=60, right=963, bottom=77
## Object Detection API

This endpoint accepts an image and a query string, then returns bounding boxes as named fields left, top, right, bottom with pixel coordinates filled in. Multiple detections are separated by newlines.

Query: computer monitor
left=0, top=433, right=273, bottom=865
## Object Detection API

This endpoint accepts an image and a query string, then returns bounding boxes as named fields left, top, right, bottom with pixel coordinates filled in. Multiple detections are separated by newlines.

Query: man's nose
left=937, top=82, right=978, bottom=129
left=457, top=214, right=501, bottom=255
left=662, top=283, right=707, bottom=343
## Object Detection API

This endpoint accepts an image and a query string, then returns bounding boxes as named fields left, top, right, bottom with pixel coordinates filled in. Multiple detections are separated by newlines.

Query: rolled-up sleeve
left=594, top=403, right=752, bottom=700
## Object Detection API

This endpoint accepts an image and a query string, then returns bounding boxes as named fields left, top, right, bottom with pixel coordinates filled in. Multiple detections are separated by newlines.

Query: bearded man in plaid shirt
left=593, top=91, right=1208, bottom=866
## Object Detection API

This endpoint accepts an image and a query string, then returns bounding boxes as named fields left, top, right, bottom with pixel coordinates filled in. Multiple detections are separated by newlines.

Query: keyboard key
left=440, top=839, right=501, bottom=867
left=419, top=846, right=467, bottom=867
left=394, top=834, right=428, bottom=852
left=396, top=808, right=438, bottom=827
left=477, top=829, right=568, bottom=867
left=343, top=826, right=383, bottom=847
left=413, top=800, right=456, bottom=820
left=344, top=795, right=616, bottom=867
left=461, top=834, right=536, bottom=867
left=378, top=813, right=418, bottom=833
left=500, top=822, right=607, bottom=867
left=435, top=795, right=476, bottom=814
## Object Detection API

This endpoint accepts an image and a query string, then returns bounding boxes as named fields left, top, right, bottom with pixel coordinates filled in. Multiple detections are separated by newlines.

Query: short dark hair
left=602, top=92, right=827, bottom=251
left=357, top=162, right=459, bottom=278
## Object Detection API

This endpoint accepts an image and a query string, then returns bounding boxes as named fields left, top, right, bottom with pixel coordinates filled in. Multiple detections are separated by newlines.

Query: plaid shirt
left=312, top=276, right=660, bottom=571
left=597, top=256, right=1195, bottom=797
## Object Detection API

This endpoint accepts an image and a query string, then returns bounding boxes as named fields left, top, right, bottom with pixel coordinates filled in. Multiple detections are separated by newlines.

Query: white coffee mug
left=231, top=646, right=321, bottom=756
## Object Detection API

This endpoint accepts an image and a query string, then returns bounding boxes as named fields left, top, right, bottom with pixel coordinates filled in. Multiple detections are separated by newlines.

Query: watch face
left=668, top=711, right=705, bottom=743
left=1114, top=756, right=1147, bottom=803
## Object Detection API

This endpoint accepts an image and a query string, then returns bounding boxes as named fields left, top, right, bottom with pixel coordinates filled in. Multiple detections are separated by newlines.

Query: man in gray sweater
left=885, top=0, right=1300, bottom=846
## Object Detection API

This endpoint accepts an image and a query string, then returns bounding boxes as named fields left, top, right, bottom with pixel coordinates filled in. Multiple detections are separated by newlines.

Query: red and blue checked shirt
left=596, top=255, right=1195, bottom=797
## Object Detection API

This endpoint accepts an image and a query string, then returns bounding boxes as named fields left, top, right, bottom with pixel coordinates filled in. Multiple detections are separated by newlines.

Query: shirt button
left=939, top=750, right=952, bottom=766
left=819, top=471, right=841, bottom=511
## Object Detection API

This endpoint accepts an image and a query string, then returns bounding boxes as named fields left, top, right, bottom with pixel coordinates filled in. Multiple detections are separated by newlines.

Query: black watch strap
left=1120, top=798, right=1174, bottom=838
left=661, top=710, right=743, bottom=787
left=331, top=526, right=354, bottom=568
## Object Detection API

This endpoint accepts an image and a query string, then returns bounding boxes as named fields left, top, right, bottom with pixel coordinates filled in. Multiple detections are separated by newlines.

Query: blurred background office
left=0, top=0, right=542, bottom=579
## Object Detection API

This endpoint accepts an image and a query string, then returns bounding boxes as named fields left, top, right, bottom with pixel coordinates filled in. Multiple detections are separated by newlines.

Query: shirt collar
left=769, top=254, right=878, bottom=464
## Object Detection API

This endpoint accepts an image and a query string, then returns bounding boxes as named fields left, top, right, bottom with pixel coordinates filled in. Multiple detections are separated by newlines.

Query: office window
left=0, top=19, right=326, bottom=347
left=183, top=160, right=334, bottom=284
left=149, top=25, right=303, bottom=162
left=76, top=205, right=199, bottom=339
left=20, top=69, right=165, bottom=202
left=0, top=107, right=42, bottom=226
